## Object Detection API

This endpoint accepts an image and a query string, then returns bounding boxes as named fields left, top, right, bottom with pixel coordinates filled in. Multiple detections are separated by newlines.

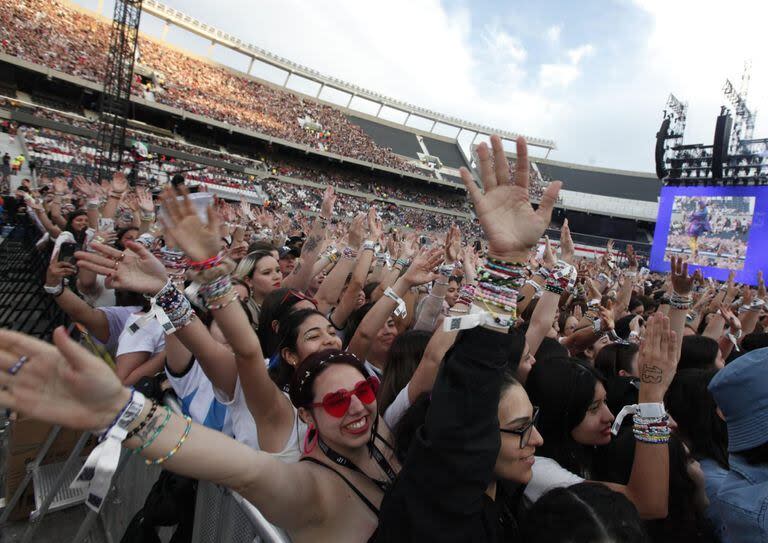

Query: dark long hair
left=521, top=482, right=648, bottom=543
left=65, top=209, right=88, bottom=245
left=377, top=330, right=431, bottom=414
left=679, top=336, right=720, bottom=371
left=593, top=429, right=716, bottom=542
left=270, top=308, right=326, bottom=390
left=595, top=343, right=639, bottom=378
left=257, top=288, right=315, bottom=359
left=665, top=368, right=729, bottom=470
left=525, top=358, right=605, bottom=476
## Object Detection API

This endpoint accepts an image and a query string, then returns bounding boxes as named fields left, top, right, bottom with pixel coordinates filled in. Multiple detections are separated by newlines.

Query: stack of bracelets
left=342, top=246, right=358, bottom=260
left=632, top=414, right=671, bottom=444
left=157, top=247, right=188, bottom=289
left=741, top=298, right=766, bottom=313
left=476, top=257, right=526, bottom=318
left=126, top=396, right=193, bottom=465
left=453, top=284, right=476, bottom=311
left=669, top=292, right=693, bottom=310
left=187, top=254, right=239, bottom=311
left=543, top=260, right=578, bottom=296
left=153, top=281, right=195, bottom=330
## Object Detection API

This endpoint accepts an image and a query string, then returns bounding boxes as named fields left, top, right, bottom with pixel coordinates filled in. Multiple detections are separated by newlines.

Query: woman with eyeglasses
left=523, top=312, right=677, bottom=520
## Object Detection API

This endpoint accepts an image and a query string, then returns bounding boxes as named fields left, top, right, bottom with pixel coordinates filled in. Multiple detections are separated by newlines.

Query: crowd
left=0, top=0, right=427, bottom=177
left=0, top=133, right=767, bottom=543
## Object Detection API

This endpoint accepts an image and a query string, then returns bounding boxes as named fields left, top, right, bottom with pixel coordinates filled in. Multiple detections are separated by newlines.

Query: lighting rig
left=656, top=65, right=768, bottom=186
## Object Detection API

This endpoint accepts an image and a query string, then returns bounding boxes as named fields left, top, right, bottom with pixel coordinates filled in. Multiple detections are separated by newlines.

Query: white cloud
left=567, top=44, right=594, bottom=65
left=539, top=64, right=580, bottom=88
left=538, top=43, right=595, bottom=89
left=545, top=24, right=562, bottom=44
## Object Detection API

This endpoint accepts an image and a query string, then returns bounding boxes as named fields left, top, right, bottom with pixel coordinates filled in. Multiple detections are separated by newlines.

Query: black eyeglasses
left=500, top=406, right=540, bottom=449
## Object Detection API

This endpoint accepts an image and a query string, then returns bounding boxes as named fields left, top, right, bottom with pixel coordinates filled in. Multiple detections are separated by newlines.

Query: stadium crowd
left=0, top=0, right=427, bottom=176
left=2, top=1, right=768, bottom=542
left=0, top=132, right=767, bottom=543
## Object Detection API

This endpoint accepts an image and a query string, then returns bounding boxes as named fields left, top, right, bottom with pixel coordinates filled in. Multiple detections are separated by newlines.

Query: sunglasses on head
left=282, top=289, right=318, bottom=308
left=310, top=377, right=379, bottom=418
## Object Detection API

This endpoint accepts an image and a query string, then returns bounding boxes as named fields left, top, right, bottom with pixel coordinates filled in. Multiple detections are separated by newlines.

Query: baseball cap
left=708, top=347, right=768, bottom=452
left=279, top=246, right=300, bottom=259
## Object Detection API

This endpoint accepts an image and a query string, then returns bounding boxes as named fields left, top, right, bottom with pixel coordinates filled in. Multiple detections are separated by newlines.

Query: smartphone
left=58, top=242, right=78, bottom=265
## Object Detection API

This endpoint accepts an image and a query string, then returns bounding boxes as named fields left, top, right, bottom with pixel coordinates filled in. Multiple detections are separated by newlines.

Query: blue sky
left=74, top=0, right=768, bottom=172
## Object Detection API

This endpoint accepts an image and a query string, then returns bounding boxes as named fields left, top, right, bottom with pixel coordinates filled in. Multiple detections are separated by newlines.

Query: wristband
left=362, top=240, right=375, bottom=252
left=44, top=283, right=64, bottom=296
left=72, top=391, right=146, bottom=511
left=383, top=287, right=407, bottom=318
left=611, top=402, right=666, bottom=435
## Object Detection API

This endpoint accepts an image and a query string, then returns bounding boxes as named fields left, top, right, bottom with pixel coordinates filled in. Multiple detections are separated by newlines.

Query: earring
left=303, top=423, right=318, bottom=454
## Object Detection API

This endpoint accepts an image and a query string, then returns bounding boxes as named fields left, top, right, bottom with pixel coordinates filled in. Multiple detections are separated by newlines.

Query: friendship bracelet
left=125, top=401, right=159, bottom=440
left=132, top=406, right=172, bottom=454
left=188, top=252, right=225, bottom=272
left=342, top=247, right=358, bottom=259
left=146, top=415, right=193, bottom=465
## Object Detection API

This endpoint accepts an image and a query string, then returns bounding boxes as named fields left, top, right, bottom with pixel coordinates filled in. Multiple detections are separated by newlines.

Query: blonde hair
left=234, top=250, right=275, bottom=282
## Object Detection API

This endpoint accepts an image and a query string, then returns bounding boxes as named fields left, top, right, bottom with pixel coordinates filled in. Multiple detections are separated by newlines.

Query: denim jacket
left=712, top=454, right=768, bottom=542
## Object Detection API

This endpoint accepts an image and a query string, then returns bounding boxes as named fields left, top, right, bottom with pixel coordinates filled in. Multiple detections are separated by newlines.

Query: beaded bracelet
left=669, top=293, right=693, bottom=310
left=146, top=415, right=193, bottom=466
left=154, top=281, right=195, bottom=329
left=132, top=406, right=172, bottom=454
left=362, top=240, right=376, bottom=252
left=188, top=252, right=225, bottom=272
left=486, top=256, right=527, bottom=269
left=343, top=247, right=358, bottom=259
left=126, top=402, right=159, bottom=440
left=545, top=284, right=565, bottom=296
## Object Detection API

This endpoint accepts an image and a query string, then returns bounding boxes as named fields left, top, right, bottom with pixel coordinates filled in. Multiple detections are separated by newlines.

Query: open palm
left=460, top=136, right=561, bottom=260
left=76, top=241, right=169, bottom=295
left=0, top=328, right=127, bottom=431
left=160, top=186, right=222, bottom=261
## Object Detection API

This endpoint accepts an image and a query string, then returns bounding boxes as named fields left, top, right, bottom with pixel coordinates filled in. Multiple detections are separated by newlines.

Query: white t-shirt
left=213, top=379, right=306, bottom=463
left=116, top=313, right=166, bottom=358
left=81, top=274, right=116, bottom=308
left=165, top=358, right=232, bottom=436
left=524, top=456, right=585, bottom=502
left=94, top=305, right=142, bottom=355
left=383, top=383, right=411, bottom=430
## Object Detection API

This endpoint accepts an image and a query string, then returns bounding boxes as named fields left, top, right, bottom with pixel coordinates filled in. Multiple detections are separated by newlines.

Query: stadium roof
left=141, top=0, right=556, bottom=151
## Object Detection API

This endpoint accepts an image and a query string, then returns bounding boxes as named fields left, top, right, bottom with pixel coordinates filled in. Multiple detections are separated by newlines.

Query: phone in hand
left=58, top=242, right=78, bottom=265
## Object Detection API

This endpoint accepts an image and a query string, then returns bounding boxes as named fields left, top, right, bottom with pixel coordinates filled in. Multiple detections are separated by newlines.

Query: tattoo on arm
left=303, top=235, right=320, bottom=253
left=136, top=408, right=164, bottom=442
left=640, top=364, right=662, bottom=384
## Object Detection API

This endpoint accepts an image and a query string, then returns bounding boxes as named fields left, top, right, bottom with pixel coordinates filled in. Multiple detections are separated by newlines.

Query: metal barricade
left=191, top=481, right=291, bottom=543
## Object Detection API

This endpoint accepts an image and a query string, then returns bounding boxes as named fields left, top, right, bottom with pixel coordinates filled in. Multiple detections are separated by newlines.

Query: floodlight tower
left=94, top=0, right=144, bottom=183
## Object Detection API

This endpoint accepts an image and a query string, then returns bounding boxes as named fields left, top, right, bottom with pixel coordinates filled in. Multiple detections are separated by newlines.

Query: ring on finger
left=8, top=355, right=28, bottom=376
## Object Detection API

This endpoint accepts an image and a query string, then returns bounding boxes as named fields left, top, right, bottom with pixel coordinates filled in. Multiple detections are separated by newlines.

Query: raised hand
left=111, top=172, right=128, bottom=194
left=626, top=244, right=638, bottom=270
left=444, top=224, right=462, bottom=263
left=637, top=313, right=678, bottom=402
left=542, top=236, right=556, bottom=268
left=46, top=261, right=77, bottom=287
left=758, top=271, right=766, bottom=300
left=136, top=187, right=154, bottom=213
left=0, top=327, right=128, bottom=431
left=559, top=218, right=575, bottom=264
left=76, top=241, right=168, bottom=295
left=159, top=186, right=222, bottom=262
left=239, top=198, right=252, bottom=221
left=669, top=255, right=701, bottom=296
left=347, top=213, right=366, bottom=248
left=403, top=247, right=443, bottom=287
left=73, top=176, right=95, bottom=198
left=459, top=135, right=561, bottom=261
left=123, top=191, right=139, bottom=212
left=320, top=186, right=336, bottom=220
left=52, top=177, right=69, bottom=195
left=367, top=206, right=382, bottom=243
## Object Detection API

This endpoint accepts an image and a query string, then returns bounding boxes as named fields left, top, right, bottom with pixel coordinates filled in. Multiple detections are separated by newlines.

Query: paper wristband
left=72, top=391, right=146, bottom=512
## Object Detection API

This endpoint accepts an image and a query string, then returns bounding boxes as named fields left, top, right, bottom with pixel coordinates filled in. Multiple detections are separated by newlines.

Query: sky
left=75, top=0, right=768, bottom=172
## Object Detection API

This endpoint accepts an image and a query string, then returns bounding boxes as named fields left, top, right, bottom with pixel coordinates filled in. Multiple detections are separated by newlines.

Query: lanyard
left=317, top=433, right=397, bottom=493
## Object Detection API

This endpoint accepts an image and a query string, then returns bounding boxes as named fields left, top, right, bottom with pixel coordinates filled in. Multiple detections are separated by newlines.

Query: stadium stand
left=346, top=115, right=423, bottom=159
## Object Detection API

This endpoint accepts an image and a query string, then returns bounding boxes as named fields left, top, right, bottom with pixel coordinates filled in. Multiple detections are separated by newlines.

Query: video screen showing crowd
left=1, top=2, right=768, bottom=543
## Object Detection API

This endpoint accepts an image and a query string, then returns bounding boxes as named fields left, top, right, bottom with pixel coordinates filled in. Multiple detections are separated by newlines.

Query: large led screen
left=650, top=185, right=768, bottom=283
